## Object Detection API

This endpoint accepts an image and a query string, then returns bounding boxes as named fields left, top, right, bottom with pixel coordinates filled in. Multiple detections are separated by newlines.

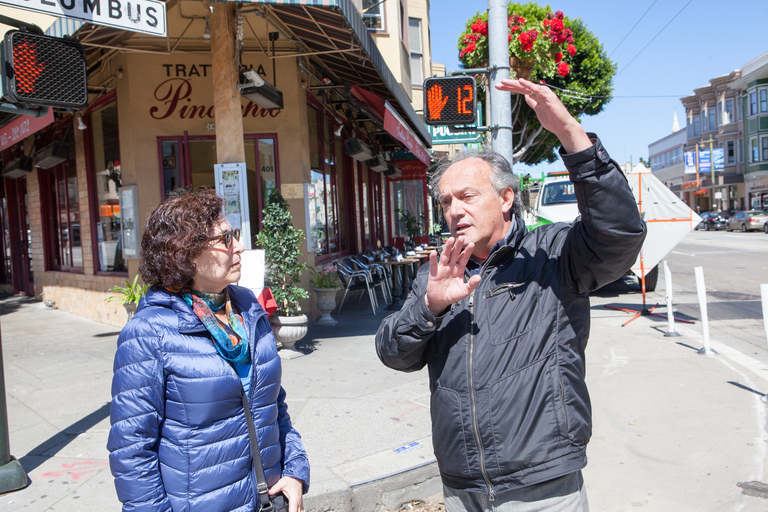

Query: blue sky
left=430, top=0, right=768, bottom=175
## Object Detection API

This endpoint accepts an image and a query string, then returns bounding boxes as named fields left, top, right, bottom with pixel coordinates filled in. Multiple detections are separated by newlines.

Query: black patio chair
left=336, top=262, right=378, bottom=314
left=345, top=257, right=391, bottom=304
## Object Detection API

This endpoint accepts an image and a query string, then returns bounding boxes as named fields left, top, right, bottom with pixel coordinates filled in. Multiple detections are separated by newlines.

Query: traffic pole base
left=664, top=330, right=682, bottom=337
left=0, top=456, right=28, bottom=494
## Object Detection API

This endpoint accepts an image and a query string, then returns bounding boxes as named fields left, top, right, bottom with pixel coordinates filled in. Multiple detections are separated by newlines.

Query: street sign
left=0, top=0, right=167, bottom=37
left=1, top=30, right=87, bottom=108
left=423, top=76, right=477, bottom=126
left=428, top=103, right=483, bottom=145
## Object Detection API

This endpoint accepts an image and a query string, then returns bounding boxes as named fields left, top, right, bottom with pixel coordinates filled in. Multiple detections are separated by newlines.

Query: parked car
left=695, top=211, right=729, bottom=231
left=725, top=210, right=768, bottom=232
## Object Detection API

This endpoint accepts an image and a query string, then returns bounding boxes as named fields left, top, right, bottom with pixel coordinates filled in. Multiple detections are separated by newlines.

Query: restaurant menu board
left=214, top=163, right=252, bottom=250
left=118, top=185, right=139, bottom=259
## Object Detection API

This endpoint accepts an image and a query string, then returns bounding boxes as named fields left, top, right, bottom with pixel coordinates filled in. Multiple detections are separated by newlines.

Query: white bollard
left=695, top=266, right=716, bottom=356
left=663, top=261, right=680, bottom=337
left=761, top=284, right=768, bottom=403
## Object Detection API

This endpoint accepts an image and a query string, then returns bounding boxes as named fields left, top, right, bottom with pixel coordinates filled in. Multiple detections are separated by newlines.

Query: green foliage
left=105, top=275, right=149, bottom=306
left=457, top=3, right=616, bottom=166
left=255, top=189, right=309, bottom=316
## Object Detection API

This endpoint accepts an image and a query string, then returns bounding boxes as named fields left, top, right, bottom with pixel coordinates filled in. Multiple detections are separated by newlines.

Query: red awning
left=350, top=85, right=431, bottom=167
left=0, top=109, right=54, bottom=152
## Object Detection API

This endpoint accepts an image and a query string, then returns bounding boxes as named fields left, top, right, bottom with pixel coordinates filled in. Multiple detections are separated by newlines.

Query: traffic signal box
left=423, top=76, right=477, bottom=126
left=1, top=30, right=87, bottom=109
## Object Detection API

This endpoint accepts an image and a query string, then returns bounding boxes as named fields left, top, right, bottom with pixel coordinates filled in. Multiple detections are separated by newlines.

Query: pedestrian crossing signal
left=1, top=31, right=87, bottom=109
left=423, top=76, right=477, bottom=126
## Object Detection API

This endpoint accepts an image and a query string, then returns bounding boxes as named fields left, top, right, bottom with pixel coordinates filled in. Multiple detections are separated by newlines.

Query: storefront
left=0, top=1, right=432, bottom=325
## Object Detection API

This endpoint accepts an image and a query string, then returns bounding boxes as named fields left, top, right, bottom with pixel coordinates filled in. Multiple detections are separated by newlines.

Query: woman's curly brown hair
left=139, top=188, right=224, bottom=290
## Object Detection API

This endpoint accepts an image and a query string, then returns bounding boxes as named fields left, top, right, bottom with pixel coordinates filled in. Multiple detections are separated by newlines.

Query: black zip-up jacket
left=376, top=136, right=646, bottom=497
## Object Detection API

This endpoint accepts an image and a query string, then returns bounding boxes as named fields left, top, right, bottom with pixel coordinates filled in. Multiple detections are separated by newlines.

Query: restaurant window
left=40, top=123, right=82, bottom=270
left=409, top=18, right=424, bottom=86
left=158, top=134, right=279, bottom=243
left=363, top=0, right=385, bottom=31
left=87, top=97, right=126, bottom=273
left=307, top=101, right=349, bottom=260
left=392, top=179, right=424, bottom=237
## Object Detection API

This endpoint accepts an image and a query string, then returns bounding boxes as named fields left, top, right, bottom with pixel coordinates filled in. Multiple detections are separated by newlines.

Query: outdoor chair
left=345, top=257, right=391, bottom=304
left=336, top=262, right=378, bottom=314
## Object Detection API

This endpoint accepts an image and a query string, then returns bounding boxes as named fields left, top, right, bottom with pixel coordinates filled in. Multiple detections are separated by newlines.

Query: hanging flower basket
left=510, top=55, right=534, bottom=81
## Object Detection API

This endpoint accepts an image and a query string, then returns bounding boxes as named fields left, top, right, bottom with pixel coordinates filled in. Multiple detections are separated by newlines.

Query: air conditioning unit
left=383, top=163, right=402, bottom=178
left=343, top=137, right=374, bottom=162
left=1, top=155, right=33, bottom=179
left=366, top=155, right=388, bottom=172
left=34, top=141, right=69, bottom=169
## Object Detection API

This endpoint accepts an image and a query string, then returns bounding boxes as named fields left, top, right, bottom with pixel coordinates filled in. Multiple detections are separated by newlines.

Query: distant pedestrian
left=376, top=78, right=646, bottom=511
left=107, top=188, right=309, bottom=511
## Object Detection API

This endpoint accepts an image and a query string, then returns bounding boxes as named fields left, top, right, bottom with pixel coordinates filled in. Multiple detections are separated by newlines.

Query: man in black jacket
left=376, top=78, right=646, bottom=511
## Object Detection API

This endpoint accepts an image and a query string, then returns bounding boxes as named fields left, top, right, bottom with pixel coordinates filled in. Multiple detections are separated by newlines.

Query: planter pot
left=312, top=288, right=340, bottom=326
left=269, top=314, right=308, bottom=351
left=124, top=303, right=137, bottom=320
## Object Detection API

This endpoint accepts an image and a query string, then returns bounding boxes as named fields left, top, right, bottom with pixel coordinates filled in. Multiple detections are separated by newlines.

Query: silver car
left=725, top=210, right=768, bottom=232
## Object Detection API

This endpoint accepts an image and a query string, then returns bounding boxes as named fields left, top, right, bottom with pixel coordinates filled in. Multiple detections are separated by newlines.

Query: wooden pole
left=210, top=2, right=245, bottom=164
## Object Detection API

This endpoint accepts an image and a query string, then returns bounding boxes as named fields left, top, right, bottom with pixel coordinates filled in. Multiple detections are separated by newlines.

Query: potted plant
left=255, top=189, right=310, bottom=350
left=309, top=263, right=341, bottom=326
left=105, top=275, right=149, bottom=320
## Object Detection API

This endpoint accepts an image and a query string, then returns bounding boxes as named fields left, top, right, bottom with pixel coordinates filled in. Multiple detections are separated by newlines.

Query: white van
left=527, top=171, right=580, bottom=229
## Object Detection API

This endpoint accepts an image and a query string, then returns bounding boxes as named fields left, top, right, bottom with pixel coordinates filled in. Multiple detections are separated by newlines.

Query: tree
left=458, top=3, right=616, bottom=165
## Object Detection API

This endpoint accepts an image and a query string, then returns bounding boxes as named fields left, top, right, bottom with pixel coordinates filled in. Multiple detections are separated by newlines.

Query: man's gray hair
left=429, top=150, right=524, bottom=217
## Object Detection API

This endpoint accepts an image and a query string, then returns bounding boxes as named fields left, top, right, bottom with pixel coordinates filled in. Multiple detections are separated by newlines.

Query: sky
left=430, top=0, right=768, bottom=175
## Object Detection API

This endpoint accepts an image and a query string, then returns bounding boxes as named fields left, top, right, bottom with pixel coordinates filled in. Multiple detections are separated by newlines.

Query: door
left=3, top=177, right=33, bottom=295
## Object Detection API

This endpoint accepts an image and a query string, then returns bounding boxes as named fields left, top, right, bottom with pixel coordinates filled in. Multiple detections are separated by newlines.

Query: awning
left=41, top=1, right=432, bottom=151
left=254, top=0, right=431, bottom=150
left=350, top=86, right=430, bottom=166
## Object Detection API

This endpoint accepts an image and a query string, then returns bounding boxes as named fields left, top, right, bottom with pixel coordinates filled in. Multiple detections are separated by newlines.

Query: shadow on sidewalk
left=18, top=403, right=111, bottom=473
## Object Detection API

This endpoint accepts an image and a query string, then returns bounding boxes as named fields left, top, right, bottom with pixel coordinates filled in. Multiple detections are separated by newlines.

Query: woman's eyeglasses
left=207, top=228, right=241, bottom=248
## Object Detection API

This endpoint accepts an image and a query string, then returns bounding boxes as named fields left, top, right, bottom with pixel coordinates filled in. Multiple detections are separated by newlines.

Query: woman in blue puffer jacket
left=107, top=188, right=309, bottom=512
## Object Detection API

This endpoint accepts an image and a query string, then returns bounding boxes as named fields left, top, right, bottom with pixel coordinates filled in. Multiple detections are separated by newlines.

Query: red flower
left=466, top=42, right=476, bottom=53
left=542, top=19, right=550, bottom=27
left=567, top=44, right=576, bottom=56
left=508, top=34, right=512, bottom=43
left=555, top=52, right=563, bottom=62
left=478, top=21, right=488, bottom=36
left=557, top=61, right=569, bottom=76
left=555, top=10, right=564, bottom=19
left=550, top=18, right=564, bottom=32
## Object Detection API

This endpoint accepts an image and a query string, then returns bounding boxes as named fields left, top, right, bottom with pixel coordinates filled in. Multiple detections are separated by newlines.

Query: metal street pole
left=488, top=0, right=513, bottom=166
left=0, top=322, right=27, bottom=494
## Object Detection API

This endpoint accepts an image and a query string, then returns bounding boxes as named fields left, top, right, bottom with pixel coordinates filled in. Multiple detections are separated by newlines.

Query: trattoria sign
left=0, top=0, right=167, bottom=37
left=150, top=78, right=283, bottom=120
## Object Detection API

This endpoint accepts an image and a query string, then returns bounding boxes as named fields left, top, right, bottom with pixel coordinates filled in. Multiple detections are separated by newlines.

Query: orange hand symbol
left=427, top=85, right=449, bottom=120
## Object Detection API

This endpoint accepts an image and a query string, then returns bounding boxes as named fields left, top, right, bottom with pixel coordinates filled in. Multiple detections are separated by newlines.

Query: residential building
left=729, top=51, right=768, bottom=210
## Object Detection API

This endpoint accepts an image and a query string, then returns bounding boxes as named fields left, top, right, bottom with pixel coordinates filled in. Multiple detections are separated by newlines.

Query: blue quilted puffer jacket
left=107, top=285, right=310, bottom=512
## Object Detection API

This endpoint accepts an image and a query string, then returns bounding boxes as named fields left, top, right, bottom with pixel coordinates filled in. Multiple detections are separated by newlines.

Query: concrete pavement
left=2, top=274, right=768, bottom=511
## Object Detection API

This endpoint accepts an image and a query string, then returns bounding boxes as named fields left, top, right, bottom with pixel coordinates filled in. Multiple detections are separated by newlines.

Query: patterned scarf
left=183, top=289, right=251, bottom=365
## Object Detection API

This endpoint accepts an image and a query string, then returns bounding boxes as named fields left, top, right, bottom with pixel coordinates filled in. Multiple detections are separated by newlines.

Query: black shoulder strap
left=239, top=386, right=274, bottom=512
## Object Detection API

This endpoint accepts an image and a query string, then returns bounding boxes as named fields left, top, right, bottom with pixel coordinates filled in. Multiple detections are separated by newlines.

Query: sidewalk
left=1, top=277, right=768, bottom=511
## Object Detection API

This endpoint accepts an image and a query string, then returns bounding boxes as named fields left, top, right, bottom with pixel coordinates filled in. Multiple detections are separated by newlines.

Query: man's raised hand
left=424, top=237, right=481, bottom=317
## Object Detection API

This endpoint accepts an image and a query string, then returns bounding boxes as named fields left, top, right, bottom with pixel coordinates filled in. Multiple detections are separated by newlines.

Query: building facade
left=730, top=52, right=768, bottom=210
left=0, top=0, right=433, bottom=325
left=679, top=71, right=745, bottom=213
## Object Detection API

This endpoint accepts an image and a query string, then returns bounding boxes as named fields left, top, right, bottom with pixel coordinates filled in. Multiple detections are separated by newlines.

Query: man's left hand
left=494, top=78, right=592, bottom=154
